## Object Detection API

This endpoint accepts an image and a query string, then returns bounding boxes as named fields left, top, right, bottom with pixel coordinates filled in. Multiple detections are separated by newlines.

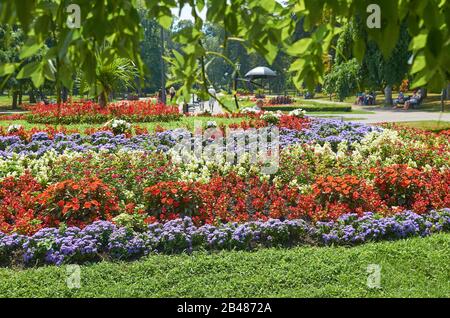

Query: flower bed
left=0, top=115, right=449, bottom=266
left=1, top=209, right=449, bottom=267
left=25, top=100, right=181, bottom=124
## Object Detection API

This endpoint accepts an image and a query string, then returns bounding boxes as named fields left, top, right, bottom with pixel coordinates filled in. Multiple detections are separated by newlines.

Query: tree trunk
left=419, top=87, right=427, bottom=98
left=12, top=91, right=18, bottom=110
left=447, top=83, right=450, bottom=100
left=18, top=92, right=23, bottom=105
left=384, top=85, right=393, bottom=105
left=56, top=82, right=62, bottom=105
left=98, top=92, right=107, bottom=108
left=61, top=87, right=68, bottom=103
left=29, top=90, right=36, bottom=104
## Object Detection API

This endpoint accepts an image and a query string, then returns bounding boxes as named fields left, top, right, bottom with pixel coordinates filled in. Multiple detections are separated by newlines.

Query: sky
left=171, top=4, right=207, bottom=21
left=171, top=1, right=285, bottom=21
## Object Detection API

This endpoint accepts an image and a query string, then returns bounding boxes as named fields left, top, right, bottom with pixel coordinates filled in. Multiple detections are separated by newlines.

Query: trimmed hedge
left=262, top=104, right=352, bottom=112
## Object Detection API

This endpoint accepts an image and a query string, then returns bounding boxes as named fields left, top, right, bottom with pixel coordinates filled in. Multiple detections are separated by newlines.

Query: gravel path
left=313, top=105, right=450, bottom=123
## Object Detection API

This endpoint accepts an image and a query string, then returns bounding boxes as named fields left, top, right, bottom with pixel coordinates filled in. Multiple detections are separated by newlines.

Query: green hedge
left=262, top=104, right=352, bottom=112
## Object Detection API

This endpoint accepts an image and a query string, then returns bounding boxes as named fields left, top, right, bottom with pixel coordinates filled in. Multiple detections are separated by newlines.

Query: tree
left=0, top=24, right=44, bottom=109
left=139, top=9, right=163, bottom=93
left=78, top=50, right=138, bottom=108
left=0, top=25, right=23, bottom=109
left=323, top=58, right=362, bottom=101
left=326, top=18, right=410, bottom=104
left=0, top=0, right=143, bottom=104
left=361, top=22, right=410, bottom=105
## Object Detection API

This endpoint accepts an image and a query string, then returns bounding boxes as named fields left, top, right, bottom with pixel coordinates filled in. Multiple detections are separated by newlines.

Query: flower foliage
left=37, top=177, right=120, bottom=228
left=0, top=209, right=449, bottom=267
left=25, top=100, right=181, bottom=124
left=0, top=173, right=43, bottom=235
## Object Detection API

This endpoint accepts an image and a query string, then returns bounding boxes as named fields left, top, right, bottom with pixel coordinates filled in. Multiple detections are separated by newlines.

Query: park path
left=313, top=105, right=450, bottom=123
left=177, top=99, right=224, bottom=115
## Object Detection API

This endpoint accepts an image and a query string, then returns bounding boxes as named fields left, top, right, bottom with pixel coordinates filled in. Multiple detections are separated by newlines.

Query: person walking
left=169, top=86, right=176, bottom=102
left=208, top=86, right=216, bottom=113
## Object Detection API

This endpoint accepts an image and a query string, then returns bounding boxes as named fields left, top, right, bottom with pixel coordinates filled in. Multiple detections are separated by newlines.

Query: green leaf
left=30, top=68, right=45, bottom=87
left=352, top=40, right=366, bottom=62
left=43, top=59, right=56, bottom=81
left=427, top=28, right=443, bottom=58
left=19, top=42, right=42, bottom=59
left=409, top=33, right=428, bottom=51
left=286, top=38, right=312, bottom=56
left=411, top=72, right=430, bottom=88
left=158, top=15, right=172, bottom=29
left=410, top=54, right=426, bottom=74
left=258, top=0, right=276, bottom=12
left=0, top=63, right=17, bottom=76
left=16, top=61, right=41, bottom=79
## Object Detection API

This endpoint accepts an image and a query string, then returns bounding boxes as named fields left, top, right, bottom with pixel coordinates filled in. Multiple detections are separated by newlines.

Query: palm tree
left=78, top=51, right=138, bottom=108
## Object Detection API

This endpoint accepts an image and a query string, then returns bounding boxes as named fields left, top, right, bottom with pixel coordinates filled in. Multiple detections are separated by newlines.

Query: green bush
left=323, top=58, right=362, bottom=102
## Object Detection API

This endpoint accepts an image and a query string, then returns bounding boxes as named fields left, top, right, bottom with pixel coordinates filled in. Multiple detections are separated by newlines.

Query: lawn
left=0, top=233, right=448, bottom=298
left=0, top=95, right=28, bottom=111
left=395, top=120, right=450, bottom=132
left=0, top=116, right=247, bottom=133
left=219, top=95, right=377, bottom=114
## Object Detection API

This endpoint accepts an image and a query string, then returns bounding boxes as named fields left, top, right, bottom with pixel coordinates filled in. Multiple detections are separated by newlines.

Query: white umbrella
left=244, top=66, right=277, bottom=79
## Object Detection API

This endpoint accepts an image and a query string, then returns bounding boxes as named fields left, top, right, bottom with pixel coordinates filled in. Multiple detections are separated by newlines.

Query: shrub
left=0, top=173, right=43, bottom=235
left=308, top=175, right=386, bottom=221
left=25, top=100, right=181, bottom=124
left=143, top=181, right=204, bottom=222
left=52, top=152, right=180, bottom=205
left=261, top=112, right=281, bottom=125
left=37, top=177, right=120, bottom=228
left=269, top=96, right=294, bottom=105
left=142, top=174, right=307, bottom=225
left=372, top=165, right=450, bottom=214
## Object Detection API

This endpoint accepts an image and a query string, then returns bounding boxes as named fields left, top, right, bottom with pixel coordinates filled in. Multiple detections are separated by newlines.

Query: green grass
left=395, top=120, right=450, bottom=132
left=312, top=116, right=368, bottom=121
left=0, top=233, right=449, bottom=297
left=0, top=95, right=28, bottom=111
left=262, top=105, right=352, bottom=112
left=220, top=95, right=360, bottom=113
left=0, top=116, right=248, bottom=133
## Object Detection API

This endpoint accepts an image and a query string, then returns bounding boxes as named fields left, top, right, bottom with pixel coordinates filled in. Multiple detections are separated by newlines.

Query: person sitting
left=241, top=99, right=264, bottom=114
left=393, top=92, right=407, bottom=107
left=364, top=91, right=375, bottom=105
left=254, top=99, right=264, bottom=111
left=404, top=91, right=422, bottom=110
left=355, top=92, right=365, bottom=105
left=305, top=91, right=314, bottom=99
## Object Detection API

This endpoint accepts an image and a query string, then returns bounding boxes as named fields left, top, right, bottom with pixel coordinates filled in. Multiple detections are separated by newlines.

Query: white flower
left=288, top=108, right=306, bottom=118
left=206, top=121, right=217, bottom=128
left=7, top=124, right=22, bottom=133
left=241, top=107, right=261, bottom=114
left=105, top=119, right=131, bottom=134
